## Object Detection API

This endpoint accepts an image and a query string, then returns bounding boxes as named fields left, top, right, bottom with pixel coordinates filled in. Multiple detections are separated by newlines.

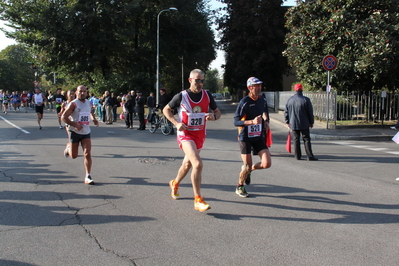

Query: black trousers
left=292, top=129, right=314, bottom=159
left=125, top=112, right=134, bottom=127
left=102, top=109, right=106, bottom=123
left=138, top=112, right=145, bottom=129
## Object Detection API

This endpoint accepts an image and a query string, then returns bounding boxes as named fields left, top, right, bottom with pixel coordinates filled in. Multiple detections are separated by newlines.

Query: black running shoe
left=235, top=185, right=249, bottom=198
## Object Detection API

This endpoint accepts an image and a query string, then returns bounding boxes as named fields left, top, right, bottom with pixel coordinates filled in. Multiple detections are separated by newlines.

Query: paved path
left=0, top=101, right=398, bottom=265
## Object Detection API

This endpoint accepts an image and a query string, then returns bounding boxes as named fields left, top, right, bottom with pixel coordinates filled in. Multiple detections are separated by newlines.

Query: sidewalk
left=269, top=110, right=396, bottom=141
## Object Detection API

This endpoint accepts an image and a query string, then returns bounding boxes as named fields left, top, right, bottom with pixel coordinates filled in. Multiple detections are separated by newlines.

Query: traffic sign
left=322, top=55, right=338, bottom=71
left=33, top=81, right=39, bottom=87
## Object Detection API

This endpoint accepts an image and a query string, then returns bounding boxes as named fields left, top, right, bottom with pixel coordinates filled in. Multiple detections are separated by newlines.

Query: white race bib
left=248, top=124, right=262, bottom=138
left=187, top=113, right=205, bottom=131
left=78, top=112, right=90, bottom=125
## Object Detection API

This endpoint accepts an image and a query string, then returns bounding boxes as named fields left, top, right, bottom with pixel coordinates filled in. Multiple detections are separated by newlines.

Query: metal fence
left=264, top=90, right=399, bottom=126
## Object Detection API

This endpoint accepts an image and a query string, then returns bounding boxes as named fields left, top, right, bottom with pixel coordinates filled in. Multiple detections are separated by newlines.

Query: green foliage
left=203, top=68, right=221, bottom=93
left=217, top=0, right=289, bottom=96
left=0, top=45, right=35, bottom=91
left=284, top=0, right=399, bottom=91
left=0, top=0, right=215, bottom=96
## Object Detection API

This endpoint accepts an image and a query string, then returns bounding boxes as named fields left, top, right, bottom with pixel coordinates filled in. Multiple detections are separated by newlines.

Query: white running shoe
left=85, top=175, right=95, bottom=185
left=64, top=145, right=70, bottom=158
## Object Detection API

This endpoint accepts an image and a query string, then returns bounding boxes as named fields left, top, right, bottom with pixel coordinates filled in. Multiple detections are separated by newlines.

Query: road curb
left=270, top=117, right=395, bottom=141
left=311, top=134, right=394, bottom=141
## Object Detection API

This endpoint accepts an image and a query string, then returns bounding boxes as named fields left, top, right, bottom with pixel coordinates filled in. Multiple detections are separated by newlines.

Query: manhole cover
left=138, top=157, right=176, bottom=164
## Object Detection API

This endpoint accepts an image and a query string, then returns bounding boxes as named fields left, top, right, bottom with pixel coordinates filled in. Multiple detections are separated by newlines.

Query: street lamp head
left=169, top=7, right=178, bottom=11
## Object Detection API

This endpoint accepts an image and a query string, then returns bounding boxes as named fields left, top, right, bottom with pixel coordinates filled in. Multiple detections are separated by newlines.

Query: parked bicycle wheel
left=149, top=115, right=159, bottom=133
left=160, top=116, right=172, bottom=135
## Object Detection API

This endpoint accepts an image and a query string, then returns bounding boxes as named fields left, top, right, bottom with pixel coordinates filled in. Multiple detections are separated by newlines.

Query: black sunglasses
left=191, top=78, right=205, bottom=84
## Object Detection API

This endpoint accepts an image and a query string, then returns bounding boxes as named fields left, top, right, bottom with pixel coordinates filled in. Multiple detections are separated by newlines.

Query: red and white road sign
left=322, top=55, right=338, bottom=71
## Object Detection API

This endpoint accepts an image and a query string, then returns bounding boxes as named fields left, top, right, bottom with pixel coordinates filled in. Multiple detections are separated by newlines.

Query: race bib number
left=78, top=112, right=90, bottom=125
left=187, top=113, right=205, bottom=131
left=55, top=97, right=63, bottom=104
left=248, top=124, right=262, bottom=138
left=36, top=100, right=42, bottom=105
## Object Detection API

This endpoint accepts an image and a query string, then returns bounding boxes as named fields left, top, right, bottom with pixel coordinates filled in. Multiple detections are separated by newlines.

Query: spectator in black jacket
left=284, top=84, right=318, bottom=161
left=135, top=91, right=146, bottom=130
left=159, top=88, right=172, bottom=109
left=111, top=92, right=118, bottom=122
left=147, top=92, right=155, bottom=109
left=124, top=95, right=135, bottom=129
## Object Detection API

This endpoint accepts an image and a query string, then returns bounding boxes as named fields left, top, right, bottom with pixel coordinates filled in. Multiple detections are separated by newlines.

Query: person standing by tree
left=163, top=69, right=221, bottom=212
left=62, top=85, right=99, bottom=185
left=284, top=83, right=318, bottom=161
left=104, top=91, right=113, bottom=124
left=129, top=90, right=137, bottom=119
left=111, top=92, right=118, bottom=122
left=233, top=77, right=272, bottom=198
left=124, top=94, right=135, bottom=129
left=147, top=92, right=155, bottom=115
left=135, top=91, right=146, bottom=130
left=159, top=88, right=172, bottom=109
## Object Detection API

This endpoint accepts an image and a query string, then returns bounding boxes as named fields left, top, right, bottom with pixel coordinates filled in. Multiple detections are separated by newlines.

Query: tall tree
left=203, top=68, right=220, bottom=93
left=0, top=0, right=215, bottom=95
left=0, top=45, right=34, bottom=91
left=284, top=0, right=399, bottom=91
left=217, top=0, right=288, bottom=96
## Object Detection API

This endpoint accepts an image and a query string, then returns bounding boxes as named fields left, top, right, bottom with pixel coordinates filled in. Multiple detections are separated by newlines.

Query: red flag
left=266, top=129, right=273, bottom=148
left=286, top=131, right=292, bottom=153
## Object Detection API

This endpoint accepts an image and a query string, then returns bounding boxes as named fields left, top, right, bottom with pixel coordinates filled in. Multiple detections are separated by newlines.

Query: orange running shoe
left=194, top=197, right=211, bottom=212
left=169, top=180, right=180, bottom=199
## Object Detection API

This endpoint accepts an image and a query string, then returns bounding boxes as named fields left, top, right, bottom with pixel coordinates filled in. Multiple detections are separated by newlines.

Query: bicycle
left=148, top=108, right=173, bottom=135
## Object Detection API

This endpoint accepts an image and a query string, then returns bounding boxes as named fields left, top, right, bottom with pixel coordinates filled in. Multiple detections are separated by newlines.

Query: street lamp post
left=156, top=7, right=178, bottom=105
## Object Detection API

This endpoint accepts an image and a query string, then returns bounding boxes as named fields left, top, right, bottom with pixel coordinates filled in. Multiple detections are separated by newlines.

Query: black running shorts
left=239, top=138, right=268, bottom=155
left=35, top=105, right=44, bottom=114
left=69, top=131, right=91, bottom=144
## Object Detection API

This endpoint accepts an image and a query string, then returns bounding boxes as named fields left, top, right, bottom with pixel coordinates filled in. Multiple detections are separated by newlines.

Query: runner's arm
left=163, top=104, right=186, bottom=131
left=61, top=103, right=81, bottom=130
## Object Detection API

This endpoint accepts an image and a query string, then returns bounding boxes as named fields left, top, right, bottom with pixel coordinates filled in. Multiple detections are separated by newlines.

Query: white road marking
left=332, top=141, right=398, bottom=155
left=365, top=148, right=389, bottom=151
left=0, top=116, right=30, bottom=134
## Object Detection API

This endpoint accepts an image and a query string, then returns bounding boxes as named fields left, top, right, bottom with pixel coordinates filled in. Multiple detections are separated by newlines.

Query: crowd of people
left=0, top=87, right=167, bottom=132
left=1, top=89, right=31, bottom=114
left=0, top=69, right=319, bottom=212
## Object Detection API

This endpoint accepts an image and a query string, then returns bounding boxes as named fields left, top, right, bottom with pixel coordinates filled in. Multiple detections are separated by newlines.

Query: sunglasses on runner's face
left=191, top=78, right=205, bottom=84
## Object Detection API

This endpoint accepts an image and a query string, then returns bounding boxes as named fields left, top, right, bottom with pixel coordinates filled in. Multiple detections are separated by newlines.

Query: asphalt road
left=0, top=101, right=398, bottom=266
